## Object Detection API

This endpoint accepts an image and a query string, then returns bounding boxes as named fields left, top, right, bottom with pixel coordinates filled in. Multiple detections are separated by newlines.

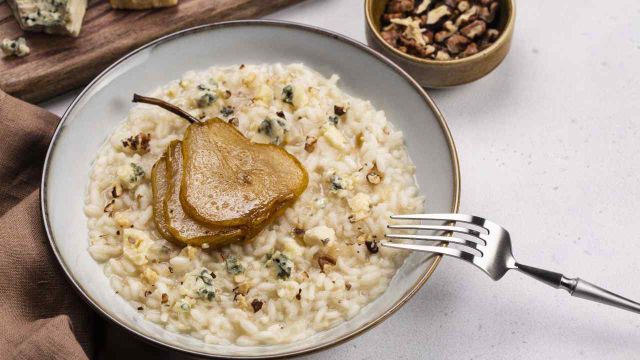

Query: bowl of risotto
left=41, top=20, right=460, bottom=358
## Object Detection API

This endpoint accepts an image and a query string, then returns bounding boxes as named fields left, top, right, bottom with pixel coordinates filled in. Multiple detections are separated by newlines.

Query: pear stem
left=132, top=94, right=199, bottom=124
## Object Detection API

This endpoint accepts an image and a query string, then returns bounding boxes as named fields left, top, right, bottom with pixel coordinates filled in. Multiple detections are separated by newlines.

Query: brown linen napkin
left=0, top=89, right=94, bottom=360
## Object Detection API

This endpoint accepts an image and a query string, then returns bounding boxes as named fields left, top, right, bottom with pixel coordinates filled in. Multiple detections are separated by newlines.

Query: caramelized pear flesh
left=163, top=141, right=244, bottom=247
left=180, top=118, right=309, bottom=227
left=150, top=157, right=176, bottom=243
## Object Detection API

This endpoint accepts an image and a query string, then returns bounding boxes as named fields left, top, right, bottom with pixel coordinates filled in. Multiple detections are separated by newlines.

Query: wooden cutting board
left=0, top=0, right=303, bottom=103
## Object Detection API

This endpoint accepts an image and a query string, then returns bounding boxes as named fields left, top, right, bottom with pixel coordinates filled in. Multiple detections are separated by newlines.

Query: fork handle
left=515, top=263, right=640, bottom=314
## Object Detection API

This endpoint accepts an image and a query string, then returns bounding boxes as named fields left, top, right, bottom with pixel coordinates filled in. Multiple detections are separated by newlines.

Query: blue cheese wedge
left=108, top=0, right=177, bottom=10
left=1, top=37, right=30, bottom=58
left=7, top=0, right=87, bottom=36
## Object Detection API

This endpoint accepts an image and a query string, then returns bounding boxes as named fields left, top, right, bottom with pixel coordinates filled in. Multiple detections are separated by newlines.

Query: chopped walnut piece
left=304, top=136, right=318, bottom=153
left=435, top=50, right=451, bottom=60
left=460, top=42, right=479, bottom=58
left=103, top=199, right=115, bottom=215
left=434, top=20, right=458, bottom=43
left=444, top=0, right=458, bottom=7
left=479, top=1, right=499, bottom=22
left=456, top=5, right=479, bottom=27
left=387, top=0, right=414, bottom=13
left=110, top=183, right=123, bottom=198
left=317, top=255, right=337, bottom=273
left=391, top=17, right=429, bottom=47
left=460, top=19, right=486, bottom=39
left=426, top=5, right=451, bottom=25
left=446, top=34, right=471, bottom=54
left=292, top=227, right=306, bottom=237
left=365, top=240, right=379, bottom=254
left=476, top=28, right=500, bottom=50
left=345, top=282, right=352, bottom=290
left=334, top=105, right=346, bottom=116
left=295, top=288, right=302, bottom=300
left=251, top=299, right=263, bottom=313
left=121, top=133, right=151, bottom=154
left=161, top=293, right=169, bottom=304
left=383, top=12, right=404, bottom=24
left=228, top=117, right=239, bottom=127
left=381, top=24, right=402, bottom=46
left=485, top=28, right=500, bottom=41
left=233, top=282, right=251, bottom=300
left=414, top=0, right=431, bottom=14
left=366, top=162, right=384, bottom=185
left=457, top=0, right=470, bottom=12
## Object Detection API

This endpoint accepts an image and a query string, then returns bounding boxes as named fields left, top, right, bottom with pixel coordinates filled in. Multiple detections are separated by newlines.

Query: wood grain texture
left=0, top=0, right=303, bottom=102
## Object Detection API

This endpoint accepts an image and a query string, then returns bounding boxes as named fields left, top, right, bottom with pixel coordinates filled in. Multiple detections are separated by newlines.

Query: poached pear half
left=179, top=118, right=308, bottom=228
left=150, top=157, right=176, bottom=243
left=163, top=141, right=244, bottom=247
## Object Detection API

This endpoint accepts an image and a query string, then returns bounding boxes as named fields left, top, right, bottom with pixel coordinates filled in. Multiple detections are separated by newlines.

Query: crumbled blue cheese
left=325, top=170, right=353, bottom=198
left=253, top=117, right=287, bottom=145
left=322, top=124, right=348, bottom=152
left=0, top=37, right=30, bottom=58
left=8, top=0, right=87, bottom=36
left=292, top=86, right=308, bottom=108
left=281, top=85, right=294, bottom=104
left=282, top=84, right=308, bottom=108
left=196, top=84, right=217, bottom=107
left=117, top=162, right=145, bottom=189
left=122, top=229, right=153, bottom=265
left=141, top=267, right=158, bottom=285
left=303, top=225, right=336, bottom=247
left=225, top=255, right=244, bottom=275
left=180, top=268, right=216, bottom=301
left=314, top=197, right=327, bottom=209
left=266, top=251, right=293, bottom=279
left=173, top=297, right=195, bottom=313
left=347, top=193, right=372, bottom=222
left=328, top=172, right=353, bottom=194
left=219, top=106, right=234, bottom=118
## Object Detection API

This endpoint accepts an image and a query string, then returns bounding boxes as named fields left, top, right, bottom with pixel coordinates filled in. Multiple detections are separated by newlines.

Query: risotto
left=84, top=63, right=424, bottom=345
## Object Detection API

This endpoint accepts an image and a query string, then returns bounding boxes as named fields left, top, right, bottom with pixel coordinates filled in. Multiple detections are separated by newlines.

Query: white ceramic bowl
left=41, top=20, right=460, bottom=358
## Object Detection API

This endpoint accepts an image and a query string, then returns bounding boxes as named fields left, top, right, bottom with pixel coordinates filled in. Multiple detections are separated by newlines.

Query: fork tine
left=385, top=233, right=484, bottom=247
left=387, top=224, right=483, bottom=237
left=391, top=213, right=489, bottom=229
left=380, top=241, right=477, bottom=260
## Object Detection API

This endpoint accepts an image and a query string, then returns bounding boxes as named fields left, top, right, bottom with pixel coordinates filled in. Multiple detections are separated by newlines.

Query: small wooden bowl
left=365, top=0, right=516, bottom=88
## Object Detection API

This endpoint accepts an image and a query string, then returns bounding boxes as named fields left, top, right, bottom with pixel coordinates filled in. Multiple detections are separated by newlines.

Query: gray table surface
left=42, top=0, right=640, bottom=358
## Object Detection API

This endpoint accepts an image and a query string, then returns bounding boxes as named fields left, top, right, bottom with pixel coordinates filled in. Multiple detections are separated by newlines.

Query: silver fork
left=382, top=213, right=640, bottom=314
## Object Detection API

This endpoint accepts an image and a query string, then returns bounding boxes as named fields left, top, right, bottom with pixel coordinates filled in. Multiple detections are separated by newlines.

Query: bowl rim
left=364, top=0, right=516, bottom=65
left=40, top=19, right=461, bottom=359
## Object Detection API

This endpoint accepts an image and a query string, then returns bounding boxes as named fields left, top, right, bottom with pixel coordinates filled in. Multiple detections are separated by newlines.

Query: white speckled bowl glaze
left=41, top=21, right=460, bottom=358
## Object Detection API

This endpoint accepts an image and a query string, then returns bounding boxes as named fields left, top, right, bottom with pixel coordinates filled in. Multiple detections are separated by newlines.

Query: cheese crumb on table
left=1, top=37, right=30, bottom=58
